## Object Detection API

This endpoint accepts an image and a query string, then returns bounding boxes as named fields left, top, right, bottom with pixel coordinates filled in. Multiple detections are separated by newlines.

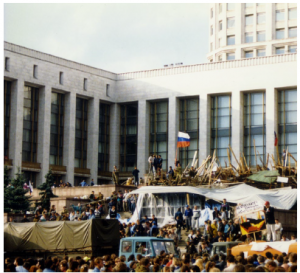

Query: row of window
left=211, top=4, right=297, bottom=18
left=3, top=82, right=297, bottom=171
left=222, top=45, right=296, bottom=61
left=4, top=58, right=111, bottom=95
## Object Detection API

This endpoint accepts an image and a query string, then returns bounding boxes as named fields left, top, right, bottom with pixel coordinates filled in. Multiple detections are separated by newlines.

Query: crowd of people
left=4, top=251, right=297, bottom=272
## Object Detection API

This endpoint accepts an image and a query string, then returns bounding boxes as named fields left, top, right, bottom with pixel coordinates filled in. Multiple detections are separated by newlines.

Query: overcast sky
left=4, top=3, right=210, bottom=73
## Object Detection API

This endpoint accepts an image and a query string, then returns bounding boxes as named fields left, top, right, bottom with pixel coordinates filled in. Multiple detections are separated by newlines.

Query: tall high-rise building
left=208, top=3, right=297, bottom=62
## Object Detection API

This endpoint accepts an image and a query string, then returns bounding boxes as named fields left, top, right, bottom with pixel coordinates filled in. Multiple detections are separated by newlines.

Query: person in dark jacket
left=175, top=208, right=183, bottom=221
left=263, top=201, right=276, bottom=242
left=110, top=206, right=117, bottom=219
left=185, top=240, right=197, bottom=255
left=134, top=220, right=144, bottom=236
left=184, top=205, right=193, bottom=231
left=132, top=167, right=140, bottom=186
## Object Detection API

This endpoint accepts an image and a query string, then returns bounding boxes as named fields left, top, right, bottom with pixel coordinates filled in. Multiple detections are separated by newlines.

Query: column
left=199, top=94, right=209, bottom=161
left=36, top=86, right=52, bottom=185
left=109, top=103, right=120, bottom=171
left=137, top=100, right=150, bottom=177
left=231, top=90, right=243, bottom=167
left=63, top=92, right=76, bottom=185
left=168, top=97, right=179, bottom=169
left=87, top=97, right=99, bottom=184
left=9, top=79, right=24, bottom=179
left=265, top=87, right=276, bottom=165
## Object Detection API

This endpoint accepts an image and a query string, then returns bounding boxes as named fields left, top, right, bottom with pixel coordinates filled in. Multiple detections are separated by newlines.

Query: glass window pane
left=289, top=46, right=297, bottom=53
left=245, top=15, right=253, bottom=26
left=251, top=114, right=264, bottom=125
left=257, top=49, right=266, bottom=57
left=257, top=13, right=266, bottom=24
left=227, top=36, right=235, bottom=45
left=257, top=31, right=266, bottom=42
left=245, top=51, right=253, bottom=58
left=289, top=8, right=297, bottom=20
left=227, top=53, right=235, bottom=60
left=276, top=47, right=285, bottom=54
left=227, top=17, right=235, bottom=28
left=218, top=117, right=230, bottom=128
left=276, top=29, right=285, bottom=39
left=276, top=10, right=285, bottom=21
left=227, top=3, right=235, bottom=10
left=286, top=112, right=297, bottom=123
left=245, top=33, right=253, bottom=43
left=289, top=27, right=297, bottom=38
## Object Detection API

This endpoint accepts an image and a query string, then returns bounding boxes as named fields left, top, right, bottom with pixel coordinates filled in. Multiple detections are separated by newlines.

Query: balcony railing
left=22, top=161, right=41, bottom=169
left=4, top=159, right=13, bottom=166
left=50, top=165, right=67, bottom=172
left=74, top=167, right=91, bottom=175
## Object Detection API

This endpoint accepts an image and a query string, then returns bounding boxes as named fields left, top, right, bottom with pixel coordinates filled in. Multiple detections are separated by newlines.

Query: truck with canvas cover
left=4, top=219, right=120, bottom=257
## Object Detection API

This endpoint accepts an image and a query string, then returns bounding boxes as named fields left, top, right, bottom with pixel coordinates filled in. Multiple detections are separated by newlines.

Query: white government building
left=4, top=3, right=297, bottom=187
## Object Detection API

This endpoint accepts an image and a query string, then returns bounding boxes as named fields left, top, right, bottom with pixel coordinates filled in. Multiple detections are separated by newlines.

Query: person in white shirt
left=69, top=211, right=76, bottom=221
left=148, top=154, right=153, bottom=174
left=274, top=219, right=282, bottom=241
left=123, top=190, right=128, bottom=211
left=192, top=205, right=200, bottom=230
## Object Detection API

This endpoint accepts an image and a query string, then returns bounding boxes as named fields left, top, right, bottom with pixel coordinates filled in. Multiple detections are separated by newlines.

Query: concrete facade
left=4, top=41, right=297, bottom=186
left=208, top=3, right=297, bottom=62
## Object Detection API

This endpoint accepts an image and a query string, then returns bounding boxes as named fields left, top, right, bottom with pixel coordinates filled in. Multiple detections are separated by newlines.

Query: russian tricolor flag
left=177, top=132, right=190, bottom=148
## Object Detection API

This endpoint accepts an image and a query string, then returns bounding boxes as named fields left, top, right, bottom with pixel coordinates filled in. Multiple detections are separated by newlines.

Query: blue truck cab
left=119, top=237, right=179, bottom=260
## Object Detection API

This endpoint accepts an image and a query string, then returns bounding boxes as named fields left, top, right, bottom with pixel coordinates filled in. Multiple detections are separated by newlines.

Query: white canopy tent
left=129, top=184, right=297, bottom=226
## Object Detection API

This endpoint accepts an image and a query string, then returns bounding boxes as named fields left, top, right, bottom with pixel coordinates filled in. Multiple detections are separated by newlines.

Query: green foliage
left=4, top=168, right=31, bottom=213
left=4, top=165, right=10, bottom=188
left=37, top=169, right=58, bottom=211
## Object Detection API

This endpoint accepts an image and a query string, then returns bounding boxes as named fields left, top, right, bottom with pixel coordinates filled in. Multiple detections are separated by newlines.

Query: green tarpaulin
left=4, top=219, right=119, bottom=252
left=247, top=170, right=280, bottom=184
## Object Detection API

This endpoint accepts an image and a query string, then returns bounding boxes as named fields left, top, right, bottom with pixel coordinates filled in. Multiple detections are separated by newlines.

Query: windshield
left=153, top=241, right=176, bottom=256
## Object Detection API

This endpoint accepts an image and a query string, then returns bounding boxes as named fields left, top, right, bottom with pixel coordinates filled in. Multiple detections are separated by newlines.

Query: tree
left=37, top=169, right=58, bottom=211
left=4, top=165, right=10, bottom=188
left=4, top=168, right=31, bottom=213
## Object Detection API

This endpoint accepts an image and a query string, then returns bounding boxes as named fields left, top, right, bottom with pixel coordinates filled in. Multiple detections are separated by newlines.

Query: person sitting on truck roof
left=109, top=206, right=117, bottom=219
left=134, top=219, right=144, bottom=236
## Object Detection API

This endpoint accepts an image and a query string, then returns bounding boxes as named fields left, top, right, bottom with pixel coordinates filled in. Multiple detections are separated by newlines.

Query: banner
left=236, top=201, right=264, bottom=216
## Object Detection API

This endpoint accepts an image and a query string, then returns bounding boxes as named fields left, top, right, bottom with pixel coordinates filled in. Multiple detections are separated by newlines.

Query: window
left=179, top=98, right=199, bottom=168
left=227, top=35, right=235, bottom=45
left=227, top=53, right=235, bottom=60
left=211, top=95, right=231, bottom=166
left=219, top=3, right=222, bottom=13
left=257, top=13, right=266, bottom=24
left=276, top=10, right=285, bottom=21
left=98, top=103, right=110, bottom=172
left=227, top=17, right=235, bottom=28
left=150, top=101, right=168, bottom=171
left=106, top=84, right=110, bottom=97
left=211, top=26, right=213, bottom=35
left=50, top=93, right=64, bottom=166
left=244, top=92, right=266, bottom=166
left=120, top=103, right=138, bottom=172
left=210, top=43, right=213, bottom=51
left=211, top=8, right=213, bottom=18
left=83, top=78, right=87, bottom=91
left=276, top=29, right=284, bottom=39
left=289, top=45, right=297, bottom=53
left=245, top=32, right=253, bottom=43
left=227, top=3, right=235, bottom=11
left=257, top=31, right=266, bottom=42
left=245, top=51, right=253, bottom=58
left=122, top=241, right=132, bottom=253
left=276, top=47, right=285, bottom=54
left=5, top=57, right=10, bottom=71
left=22, top=86, right=39, bottom=163
left=289, top=27, right=297, bottom=38
left=288, top=8, right=297, bottom=20
left=278, top=89, right=297, bottom=161
left=135, top=242, right=152, bottom=256
left=4, top=81, right=11, bottom=159
left=33, top=65, right=38, bottom=79
left=75, top=98, right=88, bottom=169
left=59, top=72, right=63, bottom=85
left=245, top=3, right=253, bottom=8
left=245, top=15, right=253, bottom=26
left=219, top=21, right=222, bottom=31
left=257, top=49, right=266, bottom=57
